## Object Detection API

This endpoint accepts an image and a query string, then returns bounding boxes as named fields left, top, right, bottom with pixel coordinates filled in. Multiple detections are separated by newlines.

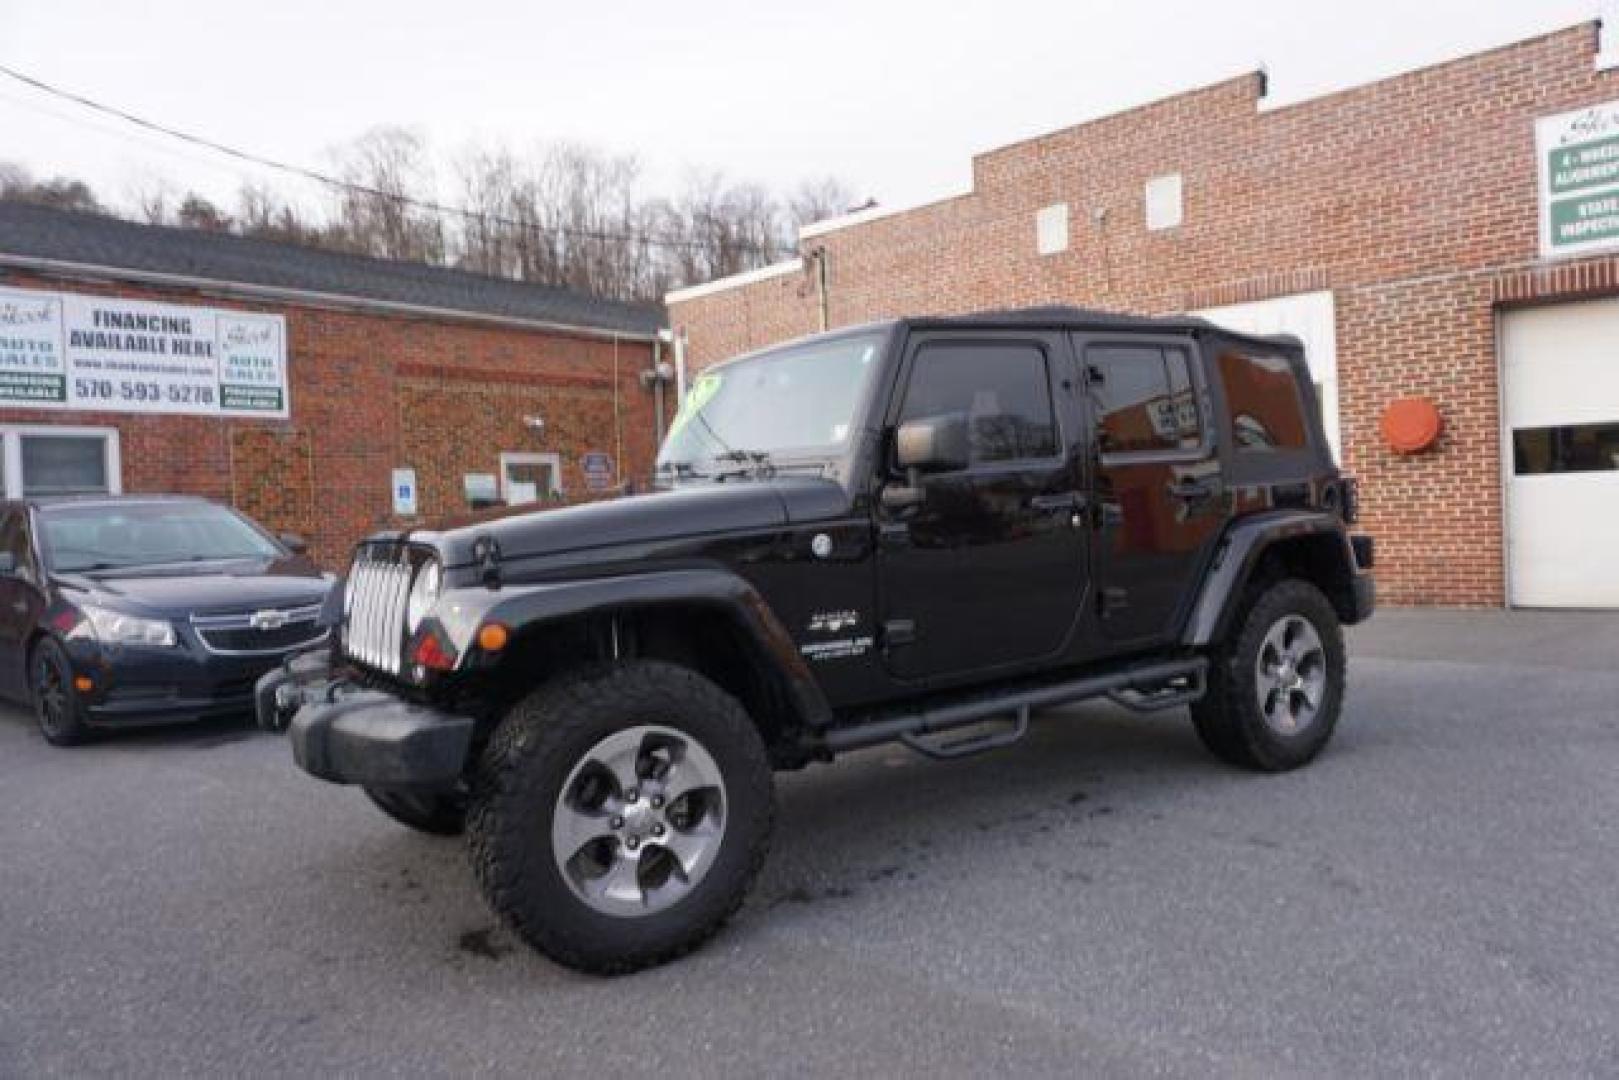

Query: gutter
left=0, top=252, right=661, bottom=344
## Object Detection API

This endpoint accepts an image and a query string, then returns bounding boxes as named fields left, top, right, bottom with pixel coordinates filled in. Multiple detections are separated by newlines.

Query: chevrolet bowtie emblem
left=249, top=609, right=289, bottom=631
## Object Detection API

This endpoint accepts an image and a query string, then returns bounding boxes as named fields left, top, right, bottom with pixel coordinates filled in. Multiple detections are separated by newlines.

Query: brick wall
left=669, top=22, right=1619, bottom=606
left=0, top=267, right=662, bottom=568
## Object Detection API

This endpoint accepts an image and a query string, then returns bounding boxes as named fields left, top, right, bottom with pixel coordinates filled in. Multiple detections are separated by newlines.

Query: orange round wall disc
left=1381, top=397, right=1443, bottom=453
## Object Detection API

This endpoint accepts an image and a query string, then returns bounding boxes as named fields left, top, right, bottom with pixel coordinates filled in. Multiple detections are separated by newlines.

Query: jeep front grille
left=343, top=546, right=413, bottom=674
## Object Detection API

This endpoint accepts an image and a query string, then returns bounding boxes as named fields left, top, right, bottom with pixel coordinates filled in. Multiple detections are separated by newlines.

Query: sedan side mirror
left=278, top=532, right=309, bottom=555
left=896, top=412, right=970, bottom=473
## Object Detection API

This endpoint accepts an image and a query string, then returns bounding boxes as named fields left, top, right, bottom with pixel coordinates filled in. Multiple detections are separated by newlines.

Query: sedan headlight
left=406, top=559, right=442, bottom=633
left=80, top=604, right=177, bottom=648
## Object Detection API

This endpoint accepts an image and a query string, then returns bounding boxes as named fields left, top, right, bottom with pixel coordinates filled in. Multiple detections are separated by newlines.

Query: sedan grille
left=343, top=545, right=414, bottom=674
left=192, top=604, right=328, bottom=655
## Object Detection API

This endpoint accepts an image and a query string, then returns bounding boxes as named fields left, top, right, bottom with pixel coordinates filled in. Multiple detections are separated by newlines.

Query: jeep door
left=876, top=331, right=1088, bottom=682
left=1075, top=334, right=1228, bottom=646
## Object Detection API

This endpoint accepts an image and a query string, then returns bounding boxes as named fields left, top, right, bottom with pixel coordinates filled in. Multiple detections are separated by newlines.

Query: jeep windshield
left=657, top=330, right=886, bottom=482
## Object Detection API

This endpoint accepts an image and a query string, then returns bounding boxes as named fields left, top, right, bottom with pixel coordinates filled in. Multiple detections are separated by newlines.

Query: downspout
left=673, top=327, right=689, bottom=402
left=810, top=247, right=830, bottom=331
left=651, top=331, right=668, bottom=445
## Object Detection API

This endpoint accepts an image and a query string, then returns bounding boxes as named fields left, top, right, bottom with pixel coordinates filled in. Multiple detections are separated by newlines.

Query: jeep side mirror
left=896, top=412, right=970, bottom=473
left=279, top=532, right=309, bottom=555
left=883, top=413, right=970, bottom=512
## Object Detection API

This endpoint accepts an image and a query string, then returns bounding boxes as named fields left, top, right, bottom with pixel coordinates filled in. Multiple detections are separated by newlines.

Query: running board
left=901, top=706, right=1031, bottom=761
left=821, top=656, right=1208, bottom=758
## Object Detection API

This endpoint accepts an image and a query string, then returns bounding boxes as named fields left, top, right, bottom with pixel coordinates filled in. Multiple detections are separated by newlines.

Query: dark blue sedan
left=0, top=495, right=334, bottom=745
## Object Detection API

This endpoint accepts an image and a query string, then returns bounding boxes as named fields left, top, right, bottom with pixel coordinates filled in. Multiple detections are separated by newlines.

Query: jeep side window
left=1217, top=350, right=1309, bottom=452
left=1085, top=345, right=1201, bottom=454
left=898, top=342, right=1058, bottom=464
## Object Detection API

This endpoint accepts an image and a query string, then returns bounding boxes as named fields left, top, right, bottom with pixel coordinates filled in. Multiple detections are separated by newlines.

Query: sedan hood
left=421, top=478, right=853, bottom=567
left=54, top=558, right=330, bottom=618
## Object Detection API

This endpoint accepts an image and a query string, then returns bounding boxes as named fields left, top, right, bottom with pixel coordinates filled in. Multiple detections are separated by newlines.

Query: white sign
left=0, top=286, right=289, bottom=417
left=1538, top=100, right=1619, bottom=259
left=391, top=468, right=418, bottom=516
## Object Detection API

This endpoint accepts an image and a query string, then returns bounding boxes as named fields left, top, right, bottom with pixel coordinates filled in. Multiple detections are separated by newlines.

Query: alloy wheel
left=1254, top=614, right=1327, bottom=735
left=551, top=724, right=727, bottom=918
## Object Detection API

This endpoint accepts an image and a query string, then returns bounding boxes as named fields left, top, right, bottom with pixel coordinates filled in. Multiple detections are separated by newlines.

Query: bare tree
left=0, top=164, right=103, bottom=215
left=177, top=192, right=231, bottom=232
left=237, top=182, right=314, bottom=244
left=127, top=174, right=178, bottom=224
left=328, top=126, right=445, bottom=262
left=787, top=176, right=860, bottom=232
left=3, top=135, right=854, bottom=303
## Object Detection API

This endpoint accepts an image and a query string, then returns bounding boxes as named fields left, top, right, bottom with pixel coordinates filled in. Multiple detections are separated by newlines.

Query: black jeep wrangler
left=262, top=306, right=1373, bottom=974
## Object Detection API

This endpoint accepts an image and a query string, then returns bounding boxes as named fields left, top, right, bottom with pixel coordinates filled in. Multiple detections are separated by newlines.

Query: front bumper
left=73, top=640, right=308, bottom=729
left=257, top=652, right=474, bottom=788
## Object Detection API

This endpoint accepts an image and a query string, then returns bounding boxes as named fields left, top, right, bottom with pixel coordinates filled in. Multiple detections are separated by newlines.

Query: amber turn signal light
left=73, top=675, right=94, bottom=693
left=476, top=623, right=510, bottom=652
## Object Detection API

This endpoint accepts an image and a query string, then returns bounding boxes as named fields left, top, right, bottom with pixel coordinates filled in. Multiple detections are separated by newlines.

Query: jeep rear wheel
left=468, top=660, right=773, bottom=975
left=1191, top=578, right=1345, bottom=771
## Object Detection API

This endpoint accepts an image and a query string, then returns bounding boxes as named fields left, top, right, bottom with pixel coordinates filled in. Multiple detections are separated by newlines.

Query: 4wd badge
left=808, top=610, right=859, bottom=634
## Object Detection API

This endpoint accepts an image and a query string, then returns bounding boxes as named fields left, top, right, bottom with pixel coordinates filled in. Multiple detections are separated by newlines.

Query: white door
left=1195, top=291, right=1341, bottom=463
left=1503, top=301, right=1619, bottom=608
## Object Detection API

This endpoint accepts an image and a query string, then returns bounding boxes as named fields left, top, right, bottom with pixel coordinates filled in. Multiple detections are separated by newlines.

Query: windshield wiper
left=709, top=450, right=776, bottom=482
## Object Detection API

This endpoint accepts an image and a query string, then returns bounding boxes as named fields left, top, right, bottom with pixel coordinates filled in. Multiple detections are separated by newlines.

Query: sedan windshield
left=40, top=502, right=283, bottom=572
left=657, top=331, right=886, bottom=478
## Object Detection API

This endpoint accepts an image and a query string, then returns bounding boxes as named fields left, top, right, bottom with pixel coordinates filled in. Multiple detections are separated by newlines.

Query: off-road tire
left=31, top=637, right=93, bottom=747
left=1191, top=577, right=1345, bottom=771
left=467, top=660, right=774, bottom=975
left=363, top=787, right=467, bottom=836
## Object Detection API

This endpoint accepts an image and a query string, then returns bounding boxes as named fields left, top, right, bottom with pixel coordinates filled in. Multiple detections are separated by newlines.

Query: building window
left=1036, top=203, right=1069, bottom=255
left=1145, top=173, right=1183, bottom=231
left=1513, top=422, right=1619, bottom=475
left=0, top=427, right=121, bottom=498
left=499, top=452, right=562, bottom=505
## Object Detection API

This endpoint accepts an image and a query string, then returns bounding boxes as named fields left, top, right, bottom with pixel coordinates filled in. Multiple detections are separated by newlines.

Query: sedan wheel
left=31, top=639, right=92, bottom=747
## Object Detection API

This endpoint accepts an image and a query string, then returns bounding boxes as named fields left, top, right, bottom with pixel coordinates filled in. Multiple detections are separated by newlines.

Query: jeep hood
left=419, top=478, right=851, bottom=568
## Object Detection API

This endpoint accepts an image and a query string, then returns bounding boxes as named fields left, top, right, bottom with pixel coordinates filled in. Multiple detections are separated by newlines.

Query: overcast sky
left=0, top=0, right=1608, bottom=218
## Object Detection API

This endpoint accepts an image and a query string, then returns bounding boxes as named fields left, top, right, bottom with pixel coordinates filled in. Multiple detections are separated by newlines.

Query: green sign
left=1539, top=102, right=1619, bottom=258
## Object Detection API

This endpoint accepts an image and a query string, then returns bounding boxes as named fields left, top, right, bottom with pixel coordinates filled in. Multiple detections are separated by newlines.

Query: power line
left=0, top=62, right=781, bottom=257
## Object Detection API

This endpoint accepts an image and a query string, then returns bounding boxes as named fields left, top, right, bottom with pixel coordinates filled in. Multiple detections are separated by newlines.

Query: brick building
left=667, top=21, right=1619, bottom=608
left=0, top=202, right=667, bottom=567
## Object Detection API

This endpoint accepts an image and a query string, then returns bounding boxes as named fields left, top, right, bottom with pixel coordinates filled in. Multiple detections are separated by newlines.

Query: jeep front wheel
left=467, top=661, right=773, bottom=975
left=1191, top=578, right=1346, bottom=771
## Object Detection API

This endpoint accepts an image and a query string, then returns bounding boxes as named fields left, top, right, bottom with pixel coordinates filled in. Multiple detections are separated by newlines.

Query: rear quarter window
left=1217, top=350, right=1310, bottom=452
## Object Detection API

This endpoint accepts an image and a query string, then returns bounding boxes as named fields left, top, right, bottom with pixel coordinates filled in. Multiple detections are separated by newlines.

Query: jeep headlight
left=80, top=604, right=177, bottom=648
left=406, top=559, right=442, bottom=633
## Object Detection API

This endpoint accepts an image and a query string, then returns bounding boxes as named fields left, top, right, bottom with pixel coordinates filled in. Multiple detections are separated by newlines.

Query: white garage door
left=1195, top=291, right=1341, bottom=463
left=1503, top=301, right=1619, bottom=608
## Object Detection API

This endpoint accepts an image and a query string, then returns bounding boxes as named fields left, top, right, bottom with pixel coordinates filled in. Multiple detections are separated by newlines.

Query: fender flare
left=1181, top=511, right=1360, bottom=647
left=433, top=568, right=833, bottom=729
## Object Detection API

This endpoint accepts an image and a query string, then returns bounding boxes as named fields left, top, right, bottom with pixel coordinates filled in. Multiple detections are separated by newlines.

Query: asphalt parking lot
left=2, top=610, right=1617, bottom=1078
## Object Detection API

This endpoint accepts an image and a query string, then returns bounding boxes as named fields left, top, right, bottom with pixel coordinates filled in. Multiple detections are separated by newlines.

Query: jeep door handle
left=1168, top=479, right=1215, bottom=501
left=1028, top=493, right=1088, bottom=513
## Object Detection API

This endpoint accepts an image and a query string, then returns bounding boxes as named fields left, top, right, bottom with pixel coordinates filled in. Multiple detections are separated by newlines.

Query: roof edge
left=0, top=253, right=659, bottom=343
left=663, top=257, right=803, bottom=305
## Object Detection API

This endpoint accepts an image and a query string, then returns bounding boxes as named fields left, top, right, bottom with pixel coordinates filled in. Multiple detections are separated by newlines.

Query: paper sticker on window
left=668, top=372, right=723, bottom=438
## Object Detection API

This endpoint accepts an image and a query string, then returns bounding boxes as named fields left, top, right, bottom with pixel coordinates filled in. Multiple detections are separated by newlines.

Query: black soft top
left=900, top=305, right=1304, bottom=354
